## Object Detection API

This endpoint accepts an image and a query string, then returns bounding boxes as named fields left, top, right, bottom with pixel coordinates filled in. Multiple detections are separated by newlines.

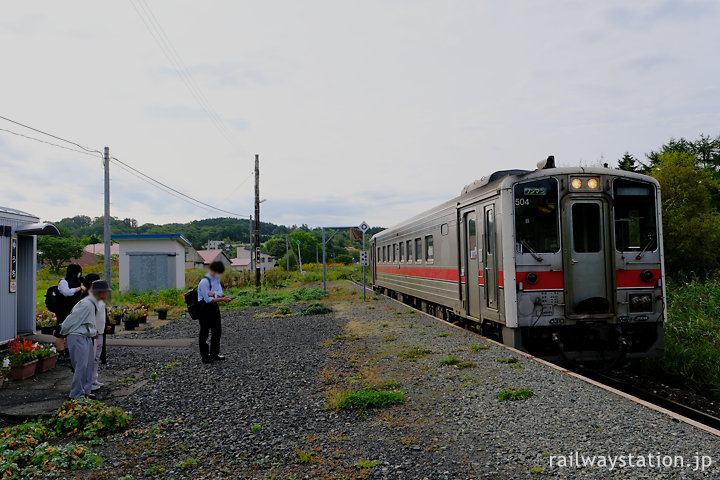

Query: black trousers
left=198, top=302, right=222, bottom=359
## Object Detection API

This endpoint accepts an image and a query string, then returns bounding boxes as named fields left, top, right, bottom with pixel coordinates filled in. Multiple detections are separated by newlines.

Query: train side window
left=441, top=223, right=449, bottom=235
left=486, top=209, right=494, bottom=254
left=378, top=247, right=381, bottom=262
left=399, top=241, right=405, bottom=262
left=382, top=245, right=386, bottom=262
left=406, top=240, right=413, bottom=262
left=468, top=218, right=477, bottom=259
left=392, top=243, right=396, bottom=262
left=425, top=235, right=434, bottom=261
left=415, top=238, right=422, bottom=262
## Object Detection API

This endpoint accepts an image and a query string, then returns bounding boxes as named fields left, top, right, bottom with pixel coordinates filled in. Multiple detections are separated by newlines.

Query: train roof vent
left=461, top=169, right=531, bottom=195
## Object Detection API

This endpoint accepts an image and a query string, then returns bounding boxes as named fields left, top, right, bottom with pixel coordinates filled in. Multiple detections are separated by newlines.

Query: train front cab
left=507, top=170, right=666, bottom=363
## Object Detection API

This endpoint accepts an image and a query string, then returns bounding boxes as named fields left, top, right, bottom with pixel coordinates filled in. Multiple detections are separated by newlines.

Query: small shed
left=0, top=207, right=59, bottom=344
left=113, top=234, right=191, bottom=293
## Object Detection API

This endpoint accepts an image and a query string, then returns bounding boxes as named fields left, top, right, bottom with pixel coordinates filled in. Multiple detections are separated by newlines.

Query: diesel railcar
left=371, top=158, right=666, bottom=363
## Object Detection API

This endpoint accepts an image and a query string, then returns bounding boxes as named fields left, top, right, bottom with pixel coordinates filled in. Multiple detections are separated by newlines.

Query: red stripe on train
left=616, top=269, right=661, bottom=288
left=516, top=271, right=564, bottom=290
left=376, top=266, right=459, bottom=282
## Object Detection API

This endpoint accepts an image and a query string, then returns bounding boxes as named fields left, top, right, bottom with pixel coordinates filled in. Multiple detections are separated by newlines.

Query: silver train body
left=371, top=165, right=666, bottom=362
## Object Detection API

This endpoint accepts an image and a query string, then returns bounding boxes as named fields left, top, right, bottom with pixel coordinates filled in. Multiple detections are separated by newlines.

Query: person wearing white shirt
left=197, top=261, right=232, bottom=363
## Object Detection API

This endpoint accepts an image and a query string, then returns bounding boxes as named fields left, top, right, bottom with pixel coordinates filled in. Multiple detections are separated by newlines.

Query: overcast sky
left=1, top=1, right=719, bottom=230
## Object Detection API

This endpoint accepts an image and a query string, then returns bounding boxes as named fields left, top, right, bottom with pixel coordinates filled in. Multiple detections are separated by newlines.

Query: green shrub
left=440, top=355, right=460, bottom=365
left=335, top=254, right=353, bottom=265
left=48, top=398, right=132, bottom=439
left=497, top=357, right=519, bottom=364
left=275, top=305, right=292, bottom=316
left=300, top=302, right=333, bottom=316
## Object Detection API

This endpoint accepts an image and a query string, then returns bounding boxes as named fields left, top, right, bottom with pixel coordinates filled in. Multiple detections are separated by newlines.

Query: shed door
left=129, top=253, right=176, bottom=292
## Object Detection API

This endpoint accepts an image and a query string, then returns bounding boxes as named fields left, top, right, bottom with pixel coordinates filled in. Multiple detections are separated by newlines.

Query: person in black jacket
left=55, top=263, right=85, bottom=360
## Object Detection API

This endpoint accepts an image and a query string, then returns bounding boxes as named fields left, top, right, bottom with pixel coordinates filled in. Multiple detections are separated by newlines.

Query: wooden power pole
left=103, top=147, right=112, bottom=300
left=254, top=154, right=261, bottom=287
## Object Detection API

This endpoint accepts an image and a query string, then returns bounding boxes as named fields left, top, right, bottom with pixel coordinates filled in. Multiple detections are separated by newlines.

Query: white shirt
left=95, top=299, right=106, bottom=332
left=58, top=278, right=80, bottom=297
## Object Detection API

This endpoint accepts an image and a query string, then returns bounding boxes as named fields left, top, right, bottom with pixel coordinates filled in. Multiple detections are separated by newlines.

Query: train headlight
left=571, top=178, right=583, bottom=189
left=587, top=178, right=599, bottom=189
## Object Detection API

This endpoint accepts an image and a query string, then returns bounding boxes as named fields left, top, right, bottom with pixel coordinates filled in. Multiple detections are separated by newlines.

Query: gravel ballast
left=64, top=283, right=719, bottom=479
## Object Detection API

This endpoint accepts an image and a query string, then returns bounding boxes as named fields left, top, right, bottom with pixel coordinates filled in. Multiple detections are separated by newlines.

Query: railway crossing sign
left=358, top=221, right=370, bottom=233
left=359, top=250, right=369, bottom=266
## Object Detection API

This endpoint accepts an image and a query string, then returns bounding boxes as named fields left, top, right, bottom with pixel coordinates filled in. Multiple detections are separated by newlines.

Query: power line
left=0, top=114, right=101, bottom=154
left=129, top=0, right=240, bottom=148
left=0, top=127, right=101, bottom=158
left=0, top=113, right=247, bottom=218
left=111, top=156, right=247, bottom=217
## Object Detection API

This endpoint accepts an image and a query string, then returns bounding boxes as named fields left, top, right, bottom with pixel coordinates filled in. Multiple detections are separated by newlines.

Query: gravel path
left=67, top=282, right=719, bottom=479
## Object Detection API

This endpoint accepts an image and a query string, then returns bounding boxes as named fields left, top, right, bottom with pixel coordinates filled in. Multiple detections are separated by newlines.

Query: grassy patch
left=643, top=278, right=720, bottom=399
left=296, top=449, right=313, bottom=464
left=530, top=467, right=545, bottom=474
left=251, top=424, right=262, bottom=434
left=436, top=332, right=449, bottom=337
left=384, top=336, right=397, bottom=342
left=357, top=459, right=383, bottom=468
left=175, top=457, right=200, bottom=469
left=470, top=344, right=490, bottom=352
left=327, top=388, right=406, bottom=411
left=497, top=388, right=533, bottom=402
left=398, top=346, right=432, bottom=361
left=497, top=357, right=519, bottom=364
left=440, top=355, right=460, bottom=365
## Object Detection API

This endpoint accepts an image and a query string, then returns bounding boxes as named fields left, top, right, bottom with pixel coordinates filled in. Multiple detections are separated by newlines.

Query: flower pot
left=106, top=324, right=115, bottom=334
left=138, top=315, right=148, bottom=324
left=40, top=326, right=55, bottom=335
left=10, top=360, right=38, bottom=380
left=113, top=314, right=124, bottom=323
left=124, top=320, right=137, bottom=331
left=157, top=311, right=168, bottom=320
left=36, top=354, right=58, bottom=373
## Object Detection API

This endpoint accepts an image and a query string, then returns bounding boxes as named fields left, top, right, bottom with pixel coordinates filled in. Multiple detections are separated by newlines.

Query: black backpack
left=184, top=275, right=212, bottom=320
left=45, top=286, right=62, bottom=313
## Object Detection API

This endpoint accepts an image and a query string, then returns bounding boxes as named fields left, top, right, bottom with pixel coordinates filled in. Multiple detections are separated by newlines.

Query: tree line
left=617, top=133, right=720, bottom=277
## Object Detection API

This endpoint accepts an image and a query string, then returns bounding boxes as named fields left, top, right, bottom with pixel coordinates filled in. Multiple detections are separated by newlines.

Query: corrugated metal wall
left=17, top=235, right=37, bottom=333
left=0, top=209, right=40, bottom=343
left=0, top=229, right=17, bottom=343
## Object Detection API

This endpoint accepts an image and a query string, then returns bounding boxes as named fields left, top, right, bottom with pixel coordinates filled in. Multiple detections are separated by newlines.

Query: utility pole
left=254, top=154, right=261, bottom=287
left=103, top=147, right=112, bottom=300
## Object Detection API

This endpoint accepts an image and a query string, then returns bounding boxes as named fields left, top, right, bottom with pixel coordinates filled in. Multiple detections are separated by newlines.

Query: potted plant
left=8, top=336, right=40, bottom=380
left=35, top=344, right=58, bottom=373
left=109, top=305, right=125, bottom=325
left=155, top=303, right=170, bottom=320
left=36, top=310, right=57, bottom=335
left=137, top=306, right=149, bottom=324
left=0, top=357, right=10, bottom=389
left=124, top=311, right=139, bottom=331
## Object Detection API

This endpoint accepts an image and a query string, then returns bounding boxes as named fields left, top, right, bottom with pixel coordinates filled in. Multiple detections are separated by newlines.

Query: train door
left=483, top=204, right=498, bottom=310
left=463, top=210, right=481, bottom=319
left=562, top=198, right=614, bottom=315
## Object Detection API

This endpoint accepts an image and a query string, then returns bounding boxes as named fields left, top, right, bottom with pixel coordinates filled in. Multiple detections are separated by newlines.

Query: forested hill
left=54, top=216, right=288, bottom=248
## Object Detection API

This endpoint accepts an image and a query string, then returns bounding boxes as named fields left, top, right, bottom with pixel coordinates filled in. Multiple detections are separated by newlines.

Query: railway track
left=350, top=276, right=720, bottom=436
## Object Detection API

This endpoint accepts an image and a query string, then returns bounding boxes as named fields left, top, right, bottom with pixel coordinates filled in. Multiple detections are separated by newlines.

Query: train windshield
left=514, top=178, right=560, bottom=253
left=614, top=179, right=657, bottom=251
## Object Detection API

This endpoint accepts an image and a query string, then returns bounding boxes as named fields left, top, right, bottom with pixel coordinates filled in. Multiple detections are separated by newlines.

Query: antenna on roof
left=537, top=155, right=555, bottom=170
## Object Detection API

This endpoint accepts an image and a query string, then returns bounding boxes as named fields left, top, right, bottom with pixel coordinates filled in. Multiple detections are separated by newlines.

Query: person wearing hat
left=60, top=279, right=110, bottom=399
